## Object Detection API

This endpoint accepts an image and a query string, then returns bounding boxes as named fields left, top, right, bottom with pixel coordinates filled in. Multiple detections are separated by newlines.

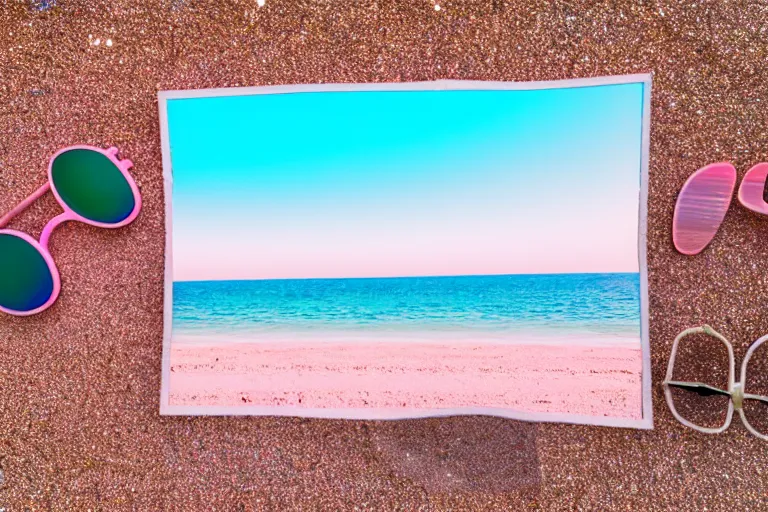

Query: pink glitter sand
left=168, top=337, right=642, bottom=420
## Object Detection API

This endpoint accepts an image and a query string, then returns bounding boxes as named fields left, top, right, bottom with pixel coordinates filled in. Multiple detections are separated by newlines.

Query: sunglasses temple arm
left=0, top=181, right=51, bottom=229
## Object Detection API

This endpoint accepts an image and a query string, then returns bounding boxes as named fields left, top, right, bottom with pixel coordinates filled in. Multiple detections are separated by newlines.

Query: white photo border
left=157, top=74, right=653, bottom=429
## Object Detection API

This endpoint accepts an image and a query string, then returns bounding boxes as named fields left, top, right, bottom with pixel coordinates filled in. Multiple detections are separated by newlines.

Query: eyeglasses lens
left=743, top=341, right=768, bottom=437
left=669, top=332, right=731, bottom=430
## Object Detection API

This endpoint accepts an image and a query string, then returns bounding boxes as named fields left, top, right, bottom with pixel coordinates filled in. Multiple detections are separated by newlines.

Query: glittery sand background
left=1, top=1, right=767, bottom=509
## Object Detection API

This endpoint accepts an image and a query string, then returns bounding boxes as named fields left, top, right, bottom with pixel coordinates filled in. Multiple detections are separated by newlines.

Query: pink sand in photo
left=169, top=337, right=642, bottom=420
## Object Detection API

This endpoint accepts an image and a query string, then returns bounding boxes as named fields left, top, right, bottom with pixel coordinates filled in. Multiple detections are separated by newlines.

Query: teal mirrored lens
left=51, top=149, right=135, bottom=224
left=0, top=233, right=54, bottom=312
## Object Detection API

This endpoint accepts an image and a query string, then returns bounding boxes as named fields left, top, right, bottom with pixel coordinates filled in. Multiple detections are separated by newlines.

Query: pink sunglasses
left=673, top=162, right=768, bottom=255
left=0, top=145, right=141, bottom=316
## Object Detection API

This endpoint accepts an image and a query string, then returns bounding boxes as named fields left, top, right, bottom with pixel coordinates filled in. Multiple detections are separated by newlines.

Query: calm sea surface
left=173, top=273, right=641, bottom=343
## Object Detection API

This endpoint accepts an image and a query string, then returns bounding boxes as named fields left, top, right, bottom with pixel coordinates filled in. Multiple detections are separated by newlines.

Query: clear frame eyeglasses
left=663, top=325, right=768, bottom=440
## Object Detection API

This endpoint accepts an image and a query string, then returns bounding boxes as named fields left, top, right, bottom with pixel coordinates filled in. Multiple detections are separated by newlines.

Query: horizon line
left=173, top=270, right=640, bottom=284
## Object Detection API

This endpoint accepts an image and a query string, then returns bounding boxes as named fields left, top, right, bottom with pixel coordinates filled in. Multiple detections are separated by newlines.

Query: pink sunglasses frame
left=0, top=145, right=141, bottom=316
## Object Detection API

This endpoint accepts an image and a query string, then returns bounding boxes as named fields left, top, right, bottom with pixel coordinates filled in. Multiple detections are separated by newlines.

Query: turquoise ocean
left=172, top=273, right=641, bottom=345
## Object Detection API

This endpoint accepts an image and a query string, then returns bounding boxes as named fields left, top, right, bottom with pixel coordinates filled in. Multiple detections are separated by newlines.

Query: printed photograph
left=160, top=78, right=650, bottom=427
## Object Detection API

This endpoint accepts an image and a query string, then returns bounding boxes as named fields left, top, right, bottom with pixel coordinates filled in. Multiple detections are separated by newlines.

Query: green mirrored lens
left=0, top=233, right=54, bottom=312
left=51, top=149, right=135, bottom=224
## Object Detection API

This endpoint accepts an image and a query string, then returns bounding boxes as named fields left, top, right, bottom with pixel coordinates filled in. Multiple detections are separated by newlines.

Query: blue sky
left=167, top=83, right=645, bottom=281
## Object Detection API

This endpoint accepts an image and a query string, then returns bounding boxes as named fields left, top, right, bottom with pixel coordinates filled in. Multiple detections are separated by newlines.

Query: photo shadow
left=370, top=416, right=541, bottom=495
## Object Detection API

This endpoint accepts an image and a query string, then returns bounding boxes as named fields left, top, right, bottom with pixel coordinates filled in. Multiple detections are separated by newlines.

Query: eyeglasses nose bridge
left=732, top=382, right=743, bottom=410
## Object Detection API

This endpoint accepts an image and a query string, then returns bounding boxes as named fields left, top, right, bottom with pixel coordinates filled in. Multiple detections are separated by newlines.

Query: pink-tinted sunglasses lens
left=673, top=163, right=737, bottom=255
left=0, top=233, right=55, bottom=313
left=738, top=163, right=768, bottom=216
